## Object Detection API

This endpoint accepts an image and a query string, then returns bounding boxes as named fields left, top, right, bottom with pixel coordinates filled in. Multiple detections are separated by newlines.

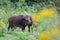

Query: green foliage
left=10, top=0, right=19, bottom=3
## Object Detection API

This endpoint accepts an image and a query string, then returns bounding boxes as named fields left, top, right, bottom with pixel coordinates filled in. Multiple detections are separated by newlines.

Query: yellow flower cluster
left=0, top=20, right=5, bottom=28
left=38, top=27, right=60, bottom=40
left=50, top=27, right=59, bottom=36
left=39, top=8, right=55, bottom=18
left=32, top=14, right=40, bottom=22
left=32, top=8, right=56, bottom=22
left=38, top=32, right=51, bottom=40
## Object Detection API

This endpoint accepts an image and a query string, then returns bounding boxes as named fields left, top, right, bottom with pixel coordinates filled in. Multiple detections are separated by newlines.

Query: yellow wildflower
left=50, top=27, right=59, bottom=36
left=32, top=14, right=40, bottom=22
left=38, top=32, right=51, bottom=40
left=32, top=8, right=56, bottom=22
left=0, top=20, right=5, bottom=28
left=38, top=8, right=55, bottom=18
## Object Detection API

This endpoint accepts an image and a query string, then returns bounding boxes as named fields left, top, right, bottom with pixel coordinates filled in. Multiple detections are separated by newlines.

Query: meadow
left=0, top=1, right=60, bottom=40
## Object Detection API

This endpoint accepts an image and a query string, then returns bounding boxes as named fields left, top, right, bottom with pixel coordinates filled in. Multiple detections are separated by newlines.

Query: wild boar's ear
left=21, top=16, right=26, bottom=20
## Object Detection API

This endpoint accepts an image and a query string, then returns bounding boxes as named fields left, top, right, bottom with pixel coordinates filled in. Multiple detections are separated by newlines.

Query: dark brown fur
left=8, top=15, right=32, bottom=32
